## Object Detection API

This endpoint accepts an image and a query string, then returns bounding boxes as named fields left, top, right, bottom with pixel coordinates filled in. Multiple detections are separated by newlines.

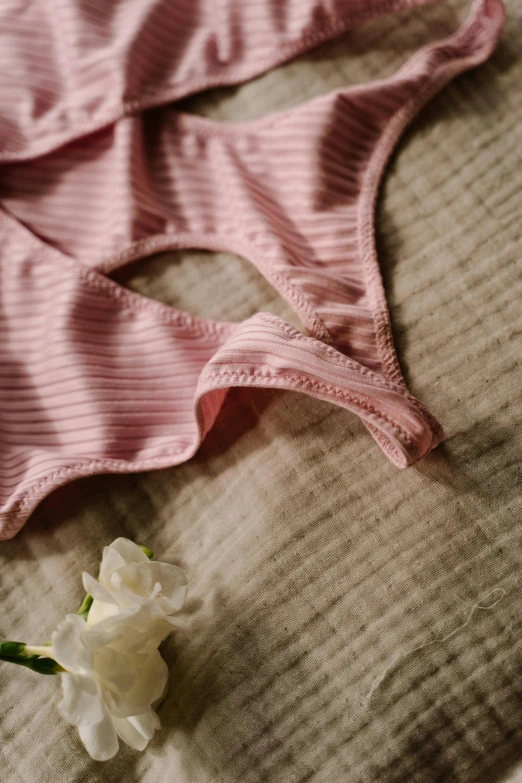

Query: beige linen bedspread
left=1, top=1, right=521, bottom=781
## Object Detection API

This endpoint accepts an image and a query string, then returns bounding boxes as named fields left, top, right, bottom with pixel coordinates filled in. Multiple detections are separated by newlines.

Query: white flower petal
left=120, top=605, right=166, bottom=638
left=147, top=562, right=187, bottom=609
left=94, top=647, right=136, bottom=693
left=106, top=576, right=148, bottom=611
left=164, top=615, right=190, bottom=633
left=99, top=547, right=126, bottom=586
left=130, top=648, right=168, bottom=709
left=86, top=598, right=119, bottom=628
left=156, top=591, right=187, bottom=616
left=112, top=564, right=154, bottom=604
left=82, top=572, right=118, bottom=606
left=99, top=625, right=150, bottom=655
left=84, top=540, right=188, bottom=627
left=134, top=616, right=172, bottom=649
left=109, top=538, right=149, bottom=566
left=78, top=712, right=119, bottom=761
left=108, top=648, right=168, bottom=719
left=113, top=718, right=148, bottom=751
left=113, top=711, right=158, bottom=751
left=81, top=605, right=150, bottom=650
left=58, top=673, right=104, bottom=727
left=152, top=678, right=169, bottom=710
left=51, top=614, right=92, bottom=674
left=129, top=710, right=160, bottom=737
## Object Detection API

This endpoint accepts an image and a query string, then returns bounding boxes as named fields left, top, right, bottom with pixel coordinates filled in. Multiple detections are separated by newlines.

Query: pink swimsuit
left=0, top=0, right=505, bottom=538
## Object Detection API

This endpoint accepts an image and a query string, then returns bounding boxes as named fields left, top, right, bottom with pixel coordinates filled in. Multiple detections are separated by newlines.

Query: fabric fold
left=0, top=0, right=505, bottom=537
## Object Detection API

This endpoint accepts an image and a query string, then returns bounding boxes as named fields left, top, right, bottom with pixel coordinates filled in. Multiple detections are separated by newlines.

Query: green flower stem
left=0, top=642, right=64, bottom=675
left=24, top=645, right=55, bottom=658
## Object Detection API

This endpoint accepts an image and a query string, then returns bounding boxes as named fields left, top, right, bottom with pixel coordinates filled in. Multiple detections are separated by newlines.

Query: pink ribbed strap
left=0, top=0, right=505, bottom=538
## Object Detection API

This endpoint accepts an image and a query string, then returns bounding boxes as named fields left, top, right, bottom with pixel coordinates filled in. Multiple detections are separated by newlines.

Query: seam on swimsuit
left=95, top=230, right=333, bottom=344
left=254, top=312, right=419, bottom=393
left=357, top=0, right=501, bottom=440
left=252, top=313, right=441, bottom=443
left=204, top=368, right=417, bottom=448
left=0, top=218, right=234, bottom=339
left=0, top=447, right=191, bottom=537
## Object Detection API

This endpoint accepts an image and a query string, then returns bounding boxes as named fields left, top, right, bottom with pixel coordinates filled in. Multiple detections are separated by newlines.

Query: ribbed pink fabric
left=0, top=0, right=505, bottom=538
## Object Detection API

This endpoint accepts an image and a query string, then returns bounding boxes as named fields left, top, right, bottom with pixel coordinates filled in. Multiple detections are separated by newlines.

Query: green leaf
left=76, top=594, right=93, bottom=620
left=32, top=656, right=64, bottom=675
left=138, top=544, right=154, bottom=560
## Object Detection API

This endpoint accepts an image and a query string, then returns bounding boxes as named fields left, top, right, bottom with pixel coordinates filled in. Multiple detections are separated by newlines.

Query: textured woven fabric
left=1, top=0, right=521, bottom=781
left=0, top=0, right=505, bottom=538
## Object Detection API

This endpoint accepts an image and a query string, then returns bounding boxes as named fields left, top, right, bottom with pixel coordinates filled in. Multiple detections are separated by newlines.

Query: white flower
left=50, top=606, right=171, bottom=761
left=0, top=538, right=188, bottom=761
left=82, top=538, right=187, bottom=628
